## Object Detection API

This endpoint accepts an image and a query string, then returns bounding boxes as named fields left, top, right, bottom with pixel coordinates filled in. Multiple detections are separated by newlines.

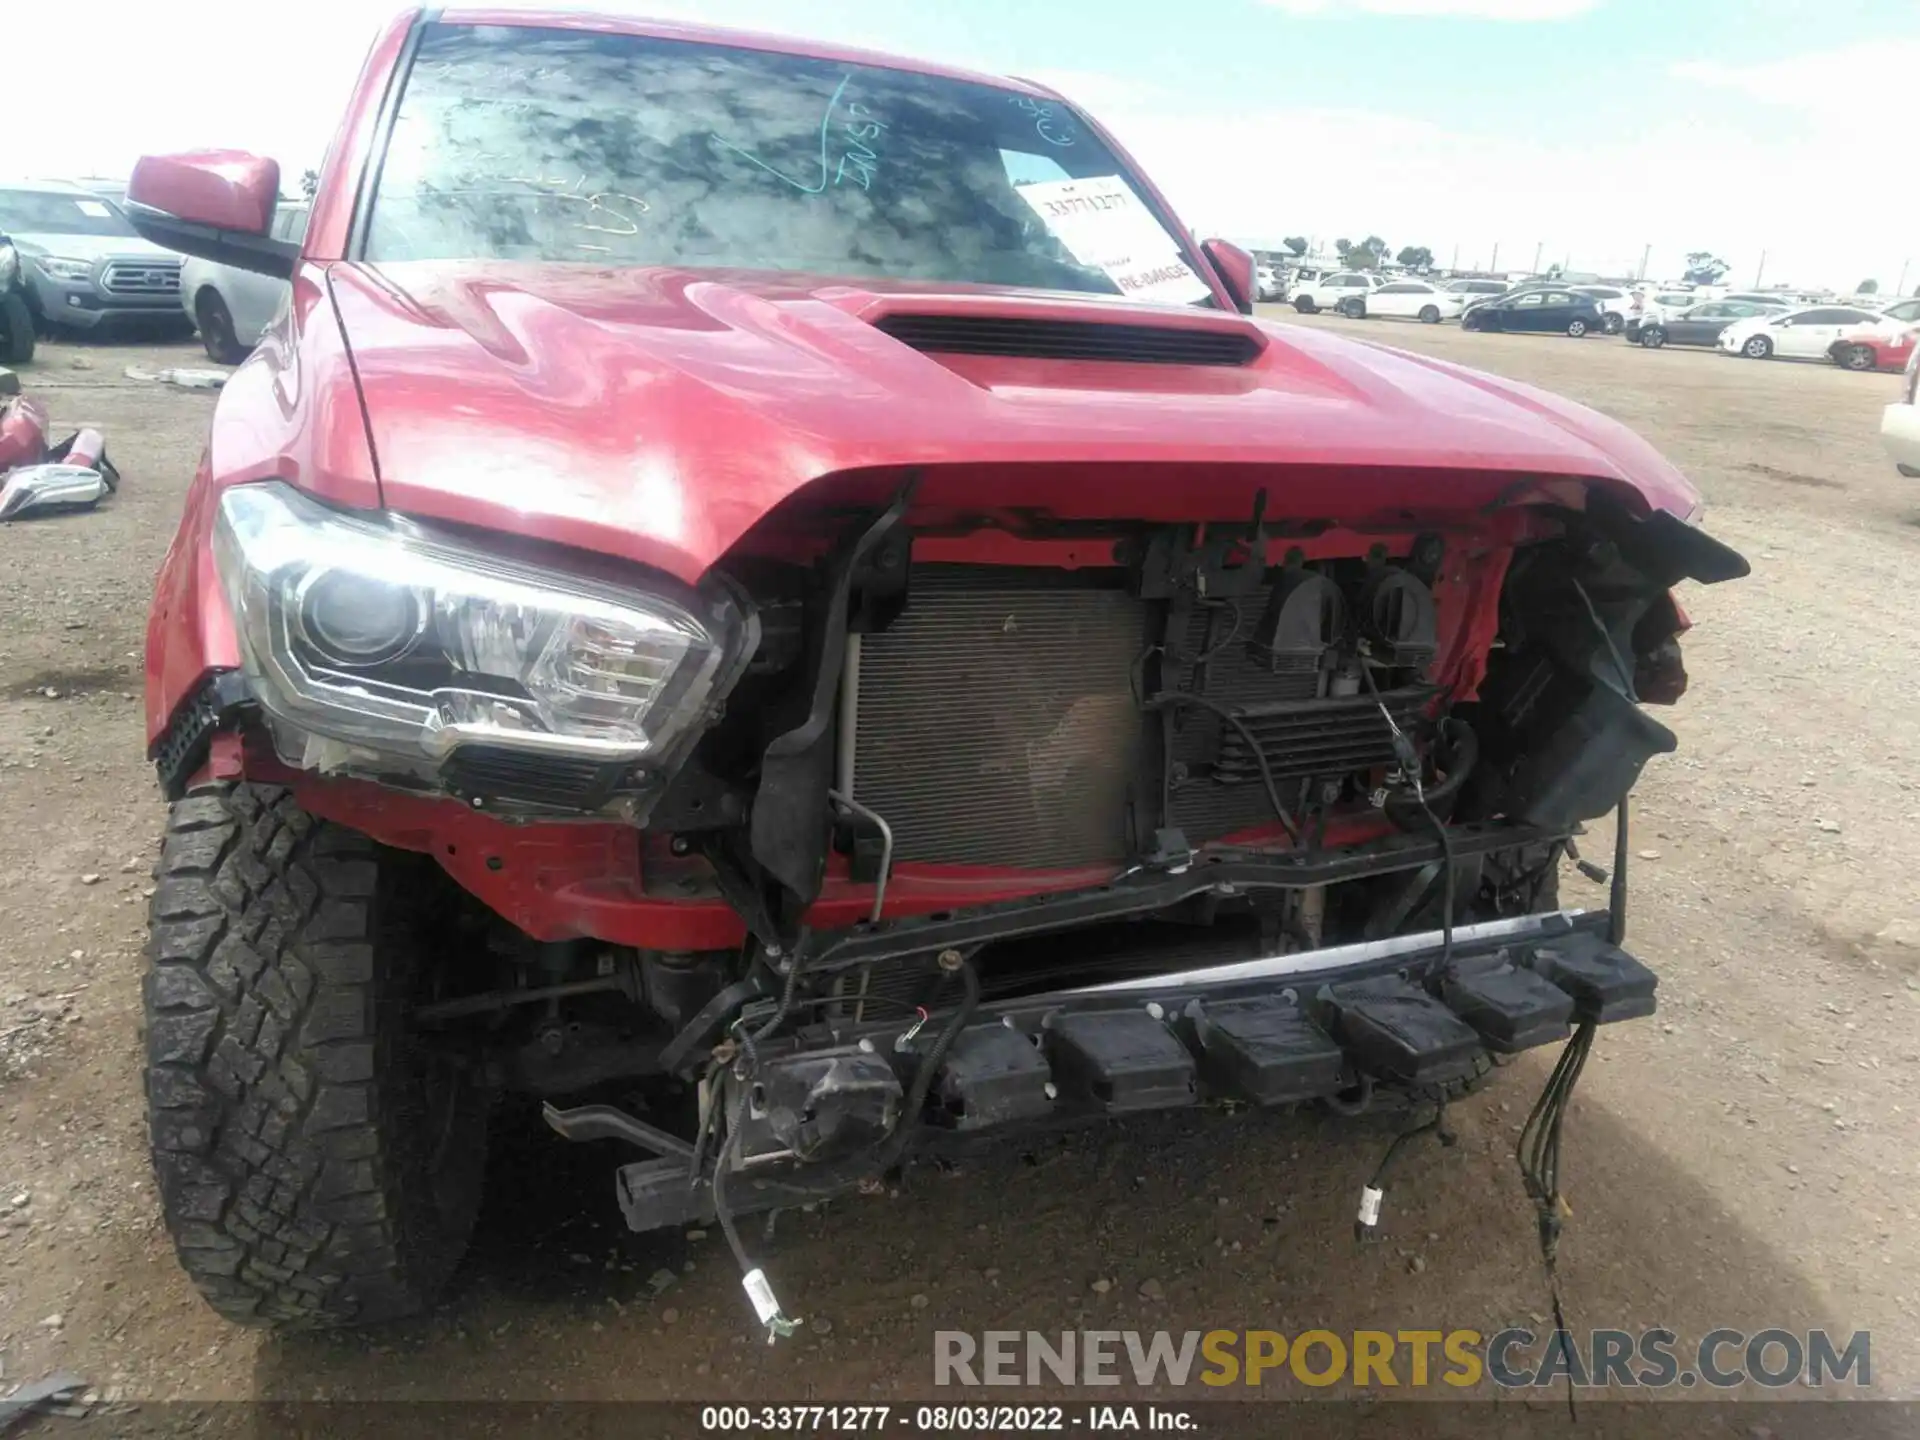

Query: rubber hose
left=1384, top=718, right=1479, bottom=830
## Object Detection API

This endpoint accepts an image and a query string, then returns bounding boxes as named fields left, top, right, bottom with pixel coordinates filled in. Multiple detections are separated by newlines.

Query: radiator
left=850, top=569, right=1149, bottom=868
left=849, top=567, right=1420, bottom=869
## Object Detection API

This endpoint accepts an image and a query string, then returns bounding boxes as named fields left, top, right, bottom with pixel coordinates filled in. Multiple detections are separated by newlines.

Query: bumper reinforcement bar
left=613, top=906, right=1653, bottom=1234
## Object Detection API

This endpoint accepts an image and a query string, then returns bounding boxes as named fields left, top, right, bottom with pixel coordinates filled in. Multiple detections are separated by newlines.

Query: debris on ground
left=123, top=365, right=227, bottom=390
left=0, top=1372, right=88, bottom=1434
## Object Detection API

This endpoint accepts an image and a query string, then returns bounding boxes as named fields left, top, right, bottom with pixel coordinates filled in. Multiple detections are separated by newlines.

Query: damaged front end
left=377, top=464, right=1735, bottom=1331
left=158, top=440, right=1745, bottom=1337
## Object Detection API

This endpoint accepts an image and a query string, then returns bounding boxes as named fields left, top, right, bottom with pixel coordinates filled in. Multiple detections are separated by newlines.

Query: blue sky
left=15, top=0, right=1919, bottom=291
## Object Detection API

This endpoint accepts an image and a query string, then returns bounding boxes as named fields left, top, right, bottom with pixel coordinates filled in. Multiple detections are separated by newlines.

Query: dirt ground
left=1, top=314, right=1917, bottom=1425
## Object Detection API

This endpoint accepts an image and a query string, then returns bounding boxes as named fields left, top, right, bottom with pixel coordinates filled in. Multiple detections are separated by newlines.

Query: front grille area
left=102, top=261, right=181, bottom=295
left=851, top=567, right=1432, bottom=869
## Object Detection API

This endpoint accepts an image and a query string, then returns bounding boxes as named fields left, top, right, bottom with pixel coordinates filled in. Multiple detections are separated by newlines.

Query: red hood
left=326, top=262, right=1700, bottom=584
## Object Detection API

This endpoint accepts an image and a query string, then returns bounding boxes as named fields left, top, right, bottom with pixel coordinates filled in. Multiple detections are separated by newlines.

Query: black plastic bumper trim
left=149, top=670, right=253, bottom=800
left=614, top=907, right=1651, bottom=1235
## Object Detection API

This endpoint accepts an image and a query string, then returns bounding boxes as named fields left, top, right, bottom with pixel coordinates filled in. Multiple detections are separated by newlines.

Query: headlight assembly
left=213, top=482, right=753, bottom=804
left=34, top=256, right=93, bottom=282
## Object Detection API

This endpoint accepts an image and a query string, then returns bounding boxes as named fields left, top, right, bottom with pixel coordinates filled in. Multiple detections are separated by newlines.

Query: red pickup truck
left=124, top=8, right=1744, bottom=1334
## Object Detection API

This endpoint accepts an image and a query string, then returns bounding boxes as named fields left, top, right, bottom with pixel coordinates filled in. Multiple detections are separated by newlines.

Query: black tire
left=1838, top=344, right=1876, bottom=372
left=1337, top=297, right=1366, bottom=319
left=1567, top=318, right=1590, bottom=338
left=1418, top=305, right=1441, bottom=324
left=1293, top=295, right=1318, bottom=314
left=0, top=291, right=34, bottom=364
left=1639, top=326, right=1666, bottom=349
left=1603, top=312, right=1624, bottom=335
left=145, top=783, right=488, bottom=1329
left=1742, top=335, right=1773, bottom=360
left=195, top=289, right=250, bottom=366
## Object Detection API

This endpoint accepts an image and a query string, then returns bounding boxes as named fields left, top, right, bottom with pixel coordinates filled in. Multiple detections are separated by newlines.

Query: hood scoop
left=872, top=312, right=1264, bottom=367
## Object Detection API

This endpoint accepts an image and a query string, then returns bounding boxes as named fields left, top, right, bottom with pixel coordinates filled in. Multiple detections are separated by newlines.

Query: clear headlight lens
left=214, top=482, right=745, bottom=777
left=34, top=256, right=93, bottom=282
left=0, top=465, right=109, bottom=520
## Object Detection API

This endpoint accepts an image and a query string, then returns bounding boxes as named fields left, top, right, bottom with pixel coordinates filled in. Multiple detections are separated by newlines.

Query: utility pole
left=1490, top=241, right=1500, bottom=275
left=1450, top=242, right=1459, bottom=273
left=1754, top=250, right=1767, bottom=288
left=1533, top=241, right=1544, bottom=274
left=1638, top=243, right=1651, bottom=282
left=1898, top=257, right=1911, bottom=297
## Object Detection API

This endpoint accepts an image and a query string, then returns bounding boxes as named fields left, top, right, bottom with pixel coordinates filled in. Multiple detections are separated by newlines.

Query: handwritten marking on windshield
left=834, top=101, right=886, bottom=191
left=1011, top=96, right=1075, bottom=147
left=471, top=169, right=653, bottom=238
left=711, top=75, right=888, bottom=194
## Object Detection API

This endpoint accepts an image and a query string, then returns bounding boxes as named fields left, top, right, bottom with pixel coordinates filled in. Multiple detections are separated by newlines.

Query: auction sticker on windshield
left=1016, top=176, right=1210, bottom=306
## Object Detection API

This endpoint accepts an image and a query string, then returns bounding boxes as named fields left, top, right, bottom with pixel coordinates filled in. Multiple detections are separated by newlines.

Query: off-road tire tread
left=144, top=782, right=483, bottom=1328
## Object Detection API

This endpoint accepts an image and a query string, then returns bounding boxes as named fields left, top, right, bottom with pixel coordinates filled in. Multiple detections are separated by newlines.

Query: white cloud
left=1262, top=0, right=1600, bottom=18
left=1672, top=41, right=1920, bottom=130
left=1071, top=65, right=1917, bottom=292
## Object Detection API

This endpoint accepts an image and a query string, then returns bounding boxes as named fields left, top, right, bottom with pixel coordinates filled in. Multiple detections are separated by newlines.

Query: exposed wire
left=1185, top=597, right=1247, bottom=665
left=1516, top=1018, right=1596, bottom=1421
left=1566, top=576, right=1636, bottom=947
left=1353, top=1099, right=1453, bottom=1241
left=1360, top=660, right=1454, bottom=968
left=1568, top=576, right=1637, bottom=697
left=1140, top=692, right=1302, bottom=844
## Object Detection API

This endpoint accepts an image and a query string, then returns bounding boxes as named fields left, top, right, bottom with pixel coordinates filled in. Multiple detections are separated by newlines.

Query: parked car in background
left=1255, top=262, right=1284, bottom=302
left=1858, top=298, right=1920, bottom=336
left=1723, top=290, right=1826, bottom=309
left=180, top=202, right=309, bottom=362
left=0, top=233, right=31, bottom=363
left=1461, top=286, right=1605, bottom=336
left=1716, top=304, right=1887, bottom=361
left=1829, top=325, right=1916, bottom=373
left=1445, top=278, right=1509, bottom=301
left=1628, top=288, right=1699, bottom=326
left=1343, top=278, right=1467, bottom=323
left=1568, top=285, right=1633, bottom=334
left=1626, top=299, right=1784, bottom=349
left=1291, top=271, right=1382, bottom=313
left=0, top=180, right=186, bottom=337
left=1883, top=341, right=1920, bottom=476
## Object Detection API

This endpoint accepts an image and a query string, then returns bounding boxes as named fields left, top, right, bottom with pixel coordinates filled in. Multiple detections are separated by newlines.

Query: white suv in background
left=1569, top=285, right=1634, bottom=334
left=1292, top=271, right=1382, bottom=314
left=1347, top=279, right=1469, bottom=323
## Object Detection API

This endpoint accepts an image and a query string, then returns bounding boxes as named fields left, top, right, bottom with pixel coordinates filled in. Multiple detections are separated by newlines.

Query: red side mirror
left=129, top=151, right=280, bottom=235
left=1200, top=238, right=1256, bottom=315
left=124, top=152, right=295, bottom=279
